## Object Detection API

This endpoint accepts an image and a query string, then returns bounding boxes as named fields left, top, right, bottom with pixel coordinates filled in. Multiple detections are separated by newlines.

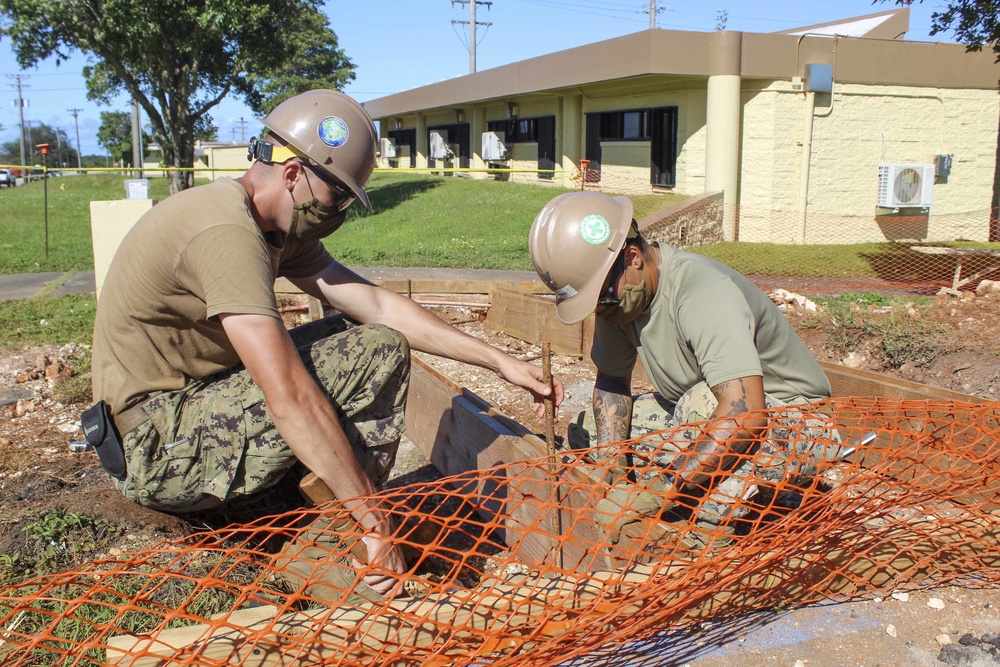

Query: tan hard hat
left=260, top=90, right=377, bottom=211
left=528, top=191, right=634, bottom=325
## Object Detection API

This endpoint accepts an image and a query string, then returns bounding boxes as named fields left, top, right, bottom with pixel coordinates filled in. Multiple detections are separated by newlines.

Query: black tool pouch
left=81, top=401, right=128, bottom=481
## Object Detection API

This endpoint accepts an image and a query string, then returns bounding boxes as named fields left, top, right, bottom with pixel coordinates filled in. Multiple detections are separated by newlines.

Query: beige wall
left=90, top=199, right=156, bottom=300
left=739, top=80, right=999, bottom=243
left=582, top=86, right=708, bottom=195
left=204, top=146, right=250, bottom=181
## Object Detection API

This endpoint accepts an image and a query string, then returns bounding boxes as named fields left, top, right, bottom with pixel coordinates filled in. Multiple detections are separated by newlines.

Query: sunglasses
left=597, top=250, right=627, bottom=307
left=303, top=163, right=356, bottom=212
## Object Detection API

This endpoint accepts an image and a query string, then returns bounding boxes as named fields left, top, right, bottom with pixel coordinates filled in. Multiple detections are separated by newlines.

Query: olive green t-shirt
left=592, top=244, right=830, bottom=403
left=92, top=177, right=332, bottom=413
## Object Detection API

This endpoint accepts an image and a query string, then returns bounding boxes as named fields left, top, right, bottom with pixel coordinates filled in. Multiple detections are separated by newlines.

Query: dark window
left=487, top=117, right=540, bottom=143
left=600, top=109, right=650, bottom=141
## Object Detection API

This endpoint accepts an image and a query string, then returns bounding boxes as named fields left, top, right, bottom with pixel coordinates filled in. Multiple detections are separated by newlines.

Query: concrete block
left=90, top=198, right=156, bottom=300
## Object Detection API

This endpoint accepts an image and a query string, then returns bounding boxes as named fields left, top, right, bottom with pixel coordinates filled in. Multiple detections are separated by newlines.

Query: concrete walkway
left=0, top=267, right=541, bottom=301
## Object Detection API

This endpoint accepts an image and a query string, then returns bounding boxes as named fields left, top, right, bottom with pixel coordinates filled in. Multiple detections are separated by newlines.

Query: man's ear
left=281, top=160, right=303, bottom=192
left=623, top=242, right=644, bottom=269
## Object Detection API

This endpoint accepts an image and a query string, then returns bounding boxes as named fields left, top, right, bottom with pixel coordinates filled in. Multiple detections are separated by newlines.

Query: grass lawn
left=331, top=172, right=686, bottom=269
left=0, top=174, right=175, bottom=273
left=2, top=170, right=994, bottom=280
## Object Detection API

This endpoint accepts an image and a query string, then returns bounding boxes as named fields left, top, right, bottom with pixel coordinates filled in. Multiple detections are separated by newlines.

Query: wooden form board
left=275, top=277, right=548, bottom=297
left=819, top=361, right=987, bottom=403
left=486, top=288, right=593, bottom=357
left=406, top=357, right=617, bottom=572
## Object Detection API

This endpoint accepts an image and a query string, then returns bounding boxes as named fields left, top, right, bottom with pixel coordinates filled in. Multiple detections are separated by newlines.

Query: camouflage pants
left=116, top=316, right=411, bottom=513
left=569, top=382, right=843, bottom=527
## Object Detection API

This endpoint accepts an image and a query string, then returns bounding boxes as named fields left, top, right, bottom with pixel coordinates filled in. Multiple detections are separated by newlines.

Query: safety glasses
left=597, top=250, right=627, bottom=307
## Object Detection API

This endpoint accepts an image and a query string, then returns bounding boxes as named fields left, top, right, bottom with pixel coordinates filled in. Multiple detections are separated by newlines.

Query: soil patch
left=0, top=290, right=998, bottom=665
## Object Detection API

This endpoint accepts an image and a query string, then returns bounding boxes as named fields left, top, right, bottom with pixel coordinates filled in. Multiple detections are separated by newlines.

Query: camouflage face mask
left=598, top=273, right=653, bottom=325
left=288, top=198, right=348, bottom=242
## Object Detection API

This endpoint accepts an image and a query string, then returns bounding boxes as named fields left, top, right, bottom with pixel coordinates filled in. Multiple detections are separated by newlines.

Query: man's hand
left=354, top=529, right=408, bottom=597
left=495, top=355, right=564, bottom=419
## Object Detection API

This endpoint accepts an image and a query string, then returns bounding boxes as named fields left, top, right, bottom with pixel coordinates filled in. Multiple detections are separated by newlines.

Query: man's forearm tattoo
left=594, top=388, right=632, bottom=444
left=711, top=378, right=749, bottom=414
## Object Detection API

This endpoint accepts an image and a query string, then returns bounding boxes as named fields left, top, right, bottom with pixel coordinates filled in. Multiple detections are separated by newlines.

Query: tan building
left=363, top=9, right=1000, bottom=244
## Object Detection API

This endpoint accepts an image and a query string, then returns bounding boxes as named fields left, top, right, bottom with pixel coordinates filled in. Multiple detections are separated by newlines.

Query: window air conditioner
left=379, top=138, right=397, bottom=159
left=429, top=131, right=453, bottom=160
left=482, top=131, right=509, bottom=161
left=876, top=163, right=935, bottom=208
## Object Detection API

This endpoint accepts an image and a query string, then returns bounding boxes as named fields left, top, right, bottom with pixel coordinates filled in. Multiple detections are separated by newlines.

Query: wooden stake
left=542, top=342, right=556, bottom=454
left=542, top=342, right=564, bottom=569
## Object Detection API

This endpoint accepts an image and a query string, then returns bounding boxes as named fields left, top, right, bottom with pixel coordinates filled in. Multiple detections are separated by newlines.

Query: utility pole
left=645, top=0, right=666, bottom=29
left=236, top=117, right=248, bottom=142
left=451, top=0, right=492, bottom=74
left=6, top=75, right=29, bottom=168
left=68, top=108, right=83, bottom=169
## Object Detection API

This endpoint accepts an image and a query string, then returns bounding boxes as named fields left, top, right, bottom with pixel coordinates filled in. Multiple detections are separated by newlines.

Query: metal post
left=36, top=143, right=50, bottom=259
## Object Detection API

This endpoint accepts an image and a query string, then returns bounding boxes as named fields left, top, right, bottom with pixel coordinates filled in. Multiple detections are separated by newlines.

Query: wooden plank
left=820, top=361, right=987, bottom=403
left=486, top=288, right=585, bottom=356
left=275, top=277, right=547, bottom=297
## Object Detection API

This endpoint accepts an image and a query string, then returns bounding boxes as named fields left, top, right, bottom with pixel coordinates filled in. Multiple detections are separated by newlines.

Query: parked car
left=0, top=169, right=14, bottom=187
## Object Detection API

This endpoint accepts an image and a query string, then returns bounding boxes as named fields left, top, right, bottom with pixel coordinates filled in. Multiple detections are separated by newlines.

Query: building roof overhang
left=363, top=8, right=1000, bottom=121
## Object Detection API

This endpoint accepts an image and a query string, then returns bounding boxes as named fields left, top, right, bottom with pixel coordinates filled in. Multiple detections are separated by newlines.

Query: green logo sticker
left=579, top=214, right=610, bottom=245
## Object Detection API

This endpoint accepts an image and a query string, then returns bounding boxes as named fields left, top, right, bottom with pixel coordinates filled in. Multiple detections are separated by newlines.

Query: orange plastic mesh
left=1, top=396, right=999, bottom=666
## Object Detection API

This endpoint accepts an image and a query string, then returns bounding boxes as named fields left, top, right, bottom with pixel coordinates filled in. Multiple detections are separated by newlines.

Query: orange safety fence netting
left=1, top=396, right=999, bottom=666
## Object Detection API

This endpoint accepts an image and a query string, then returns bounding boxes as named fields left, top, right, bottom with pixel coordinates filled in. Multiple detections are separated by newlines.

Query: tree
left=97, top=110, right=151, bottom=167
left=194, top=115, right=219, bottom=143
left=0, top=0, right=356, bottom=193
left=0, top=121, right=77, bottom=168
left=881, top=1, right=1000, bottom=240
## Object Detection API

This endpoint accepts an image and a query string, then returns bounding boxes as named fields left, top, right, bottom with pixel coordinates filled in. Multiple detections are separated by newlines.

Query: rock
left=44, top=361, right=63, bottom=379
left=929, top=597, right=946, bottom=609
left=16, top=371, right=31, bottom=383
left=975, top=279, right=1000, bottom=297
left=842, top=352, right=868, bottom=369
left=0, top=386, right=35, bottom=408
left=891, top=590, right=909, bottom=602
left=939, top=635, right=954, bottom=646
left=961, top=634, right=982, bottom=646
left=33, top=353, right=49, bottom=370
left=886, top=624, right=898, bottom=638
left=937, top=644, right=1000, bottom=667
left=983, top=634, right=1000, bottom=648
left=14, top=399, right=36, bottom=417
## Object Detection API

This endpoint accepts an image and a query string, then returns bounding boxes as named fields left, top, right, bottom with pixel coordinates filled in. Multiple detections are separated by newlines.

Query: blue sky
left=1, top=1, right=945, bottom=160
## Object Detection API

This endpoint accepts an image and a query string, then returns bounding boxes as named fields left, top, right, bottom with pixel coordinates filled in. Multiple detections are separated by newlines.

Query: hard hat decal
left=579, top=214, right=611, bottom=245
left=318, top=116, right=350, bottom=148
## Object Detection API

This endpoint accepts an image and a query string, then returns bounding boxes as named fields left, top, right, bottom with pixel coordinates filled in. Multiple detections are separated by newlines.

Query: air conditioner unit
left=482, top=131, right=509, bottom=161
left=378, top=138, right=396, bottom=158
left=429, top=131, right=452, bottom=160
left=876, top=163, right=935, bottom=208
